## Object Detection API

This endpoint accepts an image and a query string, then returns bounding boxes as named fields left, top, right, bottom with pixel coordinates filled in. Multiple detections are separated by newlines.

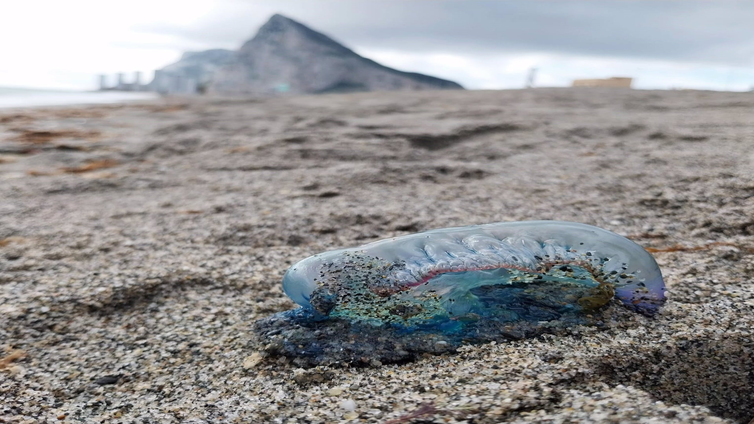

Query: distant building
left=526, top=68, right=537, bottom=88
left=572, top=77, right=633, bottom=88
left=98, top=71, right=149, bottom=92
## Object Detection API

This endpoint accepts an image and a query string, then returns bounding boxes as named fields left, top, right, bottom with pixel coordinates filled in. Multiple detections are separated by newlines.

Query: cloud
left=145, top=0, right=754, bottom=67
left=361, top=49, right=754, bottom=91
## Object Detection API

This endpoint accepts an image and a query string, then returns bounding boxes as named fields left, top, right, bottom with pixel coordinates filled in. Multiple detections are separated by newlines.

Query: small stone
left=243, top=352, right=263, bottom=369
left=327, top=387, right=344, bottom=396
left=93, top=375, right=120, bottom=385
left=340, top=399, right=356, bottom=412
left=4, top=251, right=22, bottom=260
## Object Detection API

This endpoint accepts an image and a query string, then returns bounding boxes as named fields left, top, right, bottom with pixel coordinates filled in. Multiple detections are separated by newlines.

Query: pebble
left=327, top=387, right=344, bottom=396
left=340, top=399, right=357, bottom=411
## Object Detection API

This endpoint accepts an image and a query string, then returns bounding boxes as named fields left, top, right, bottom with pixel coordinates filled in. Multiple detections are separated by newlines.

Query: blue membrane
left=256, top=221, right=666, bottom=365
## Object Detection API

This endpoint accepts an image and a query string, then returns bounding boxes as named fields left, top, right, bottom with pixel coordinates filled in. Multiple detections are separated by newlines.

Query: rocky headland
left=155, top=14, right=463, bottom=96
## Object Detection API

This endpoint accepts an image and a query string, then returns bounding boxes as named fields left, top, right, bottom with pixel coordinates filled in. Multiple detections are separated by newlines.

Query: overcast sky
left=2, top=0, right=753, bottom=91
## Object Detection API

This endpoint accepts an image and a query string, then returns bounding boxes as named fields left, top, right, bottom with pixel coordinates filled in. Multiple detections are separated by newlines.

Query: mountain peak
left=252, top=14, right=357, bottom=58
left=209, top=14, right=463, bottom=95
left=268, top=13, right=296, bottom=24
left=258, top=13, right=299, bottom=33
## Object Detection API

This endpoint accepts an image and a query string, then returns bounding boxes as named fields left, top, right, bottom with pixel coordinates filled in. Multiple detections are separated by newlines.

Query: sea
left=0, top=87, right=158, bottom=109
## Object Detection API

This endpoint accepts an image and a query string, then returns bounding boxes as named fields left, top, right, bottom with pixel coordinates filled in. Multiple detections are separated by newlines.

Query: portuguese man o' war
left=254, top=221, right=666, bottom=366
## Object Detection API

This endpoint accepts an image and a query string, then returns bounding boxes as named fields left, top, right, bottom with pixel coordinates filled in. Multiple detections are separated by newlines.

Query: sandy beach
left=1, top=88, right=753, bottom=423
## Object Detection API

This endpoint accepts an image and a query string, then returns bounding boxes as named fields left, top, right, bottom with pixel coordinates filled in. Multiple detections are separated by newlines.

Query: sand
left=0, top=88, right=752, bottom=423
